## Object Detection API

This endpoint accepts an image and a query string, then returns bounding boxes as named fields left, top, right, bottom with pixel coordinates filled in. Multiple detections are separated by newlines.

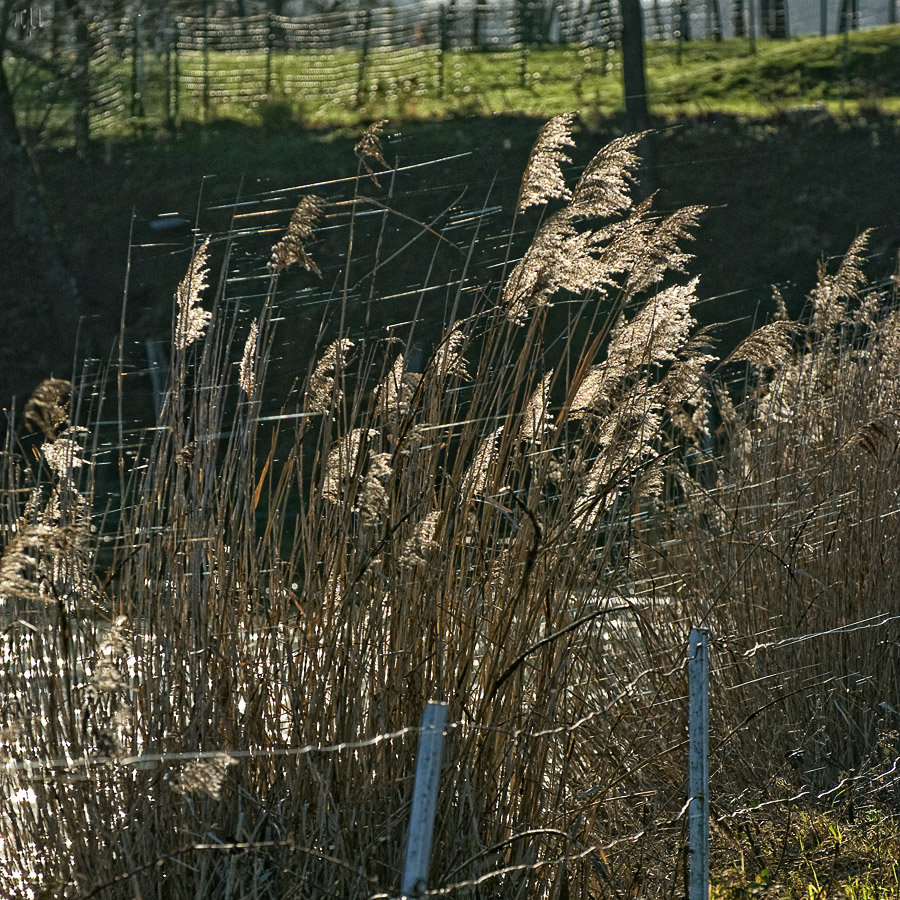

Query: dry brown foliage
left=1, top=120, right=897, bottom=900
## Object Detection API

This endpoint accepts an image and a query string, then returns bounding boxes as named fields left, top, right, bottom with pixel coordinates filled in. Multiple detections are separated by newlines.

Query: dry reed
left=0, top=119, right=897, bottom=900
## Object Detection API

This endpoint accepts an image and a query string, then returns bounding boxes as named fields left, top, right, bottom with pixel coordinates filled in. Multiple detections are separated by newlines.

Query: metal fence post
left=688, top=627, right=710, bottom=900
left=401, top=701, right=448, bottom=898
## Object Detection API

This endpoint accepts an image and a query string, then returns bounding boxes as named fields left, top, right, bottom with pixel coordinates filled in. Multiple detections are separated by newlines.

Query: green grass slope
left=7, top=25, right=900, bottom=137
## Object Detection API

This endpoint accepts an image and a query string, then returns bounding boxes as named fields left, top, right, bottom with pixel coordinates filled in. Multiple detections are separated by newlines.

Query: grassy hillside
left=8, top=26, right=900, bottom=138
left=643, top=26, right=900, bottom=116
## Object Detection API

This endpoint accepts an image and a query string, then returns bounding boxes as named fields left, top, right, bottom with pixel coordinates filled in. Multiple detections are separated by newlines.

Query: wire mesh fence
left=5, top=0, right=900, bottom=143
left=2, top=119, right=900, bottom=898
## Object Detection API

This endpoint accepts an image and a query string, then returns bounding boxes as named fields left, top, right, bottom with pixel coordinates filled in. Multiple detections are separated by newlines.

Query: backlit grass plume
left=354, top=118, right=389, bottom=185
left=517, top=111, right=576, bottom=211
left=174, top=236, right=211, bottom=350
left=23, top=377, right=71, bottom=440
left=268, top=194, right=325, bottom=275
left=239, top=318, right=259, bottom=399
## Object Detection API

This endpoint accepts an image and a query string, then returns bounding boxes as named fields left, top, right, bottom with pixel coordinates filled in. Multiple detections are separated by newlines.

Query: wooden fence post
left=165, top=17, right=175, bottom=129
left=354, top=8, right=372, bottom=109
left=131, top=8, right=146, bottom=119
left=264, top=12, right=274, bottom=99
left=438, top=4, right=449, bottom=99
left=401, top=702, right=448, bottom=898
left=688, top=627, right=710, bottom=900
left=202, top=0, right=211, bottom=122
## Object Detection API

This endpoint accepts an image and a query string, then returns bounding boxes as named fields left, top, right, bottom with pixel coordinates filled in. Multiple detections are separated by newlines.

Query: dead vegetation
left=1, top=118, right=899, bottom=900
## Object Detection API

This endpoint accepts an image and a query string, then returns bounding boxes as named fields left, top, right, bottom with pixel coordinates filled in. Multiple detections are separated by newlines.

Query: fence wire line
left=29, top=754, right=900, bottom=900
left=741, top=612, right=900, bottom=657
left=2, top=607, right=897, bottom=777
left=4, top=617, right=900, bottom=896
left=0, top=666, right=675, bottom=775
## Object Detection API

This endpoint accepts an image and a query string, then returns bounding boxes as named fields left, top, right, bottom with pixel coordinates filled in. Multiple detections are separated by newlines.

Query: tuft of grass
left=711, top=809, right=900, bottom=898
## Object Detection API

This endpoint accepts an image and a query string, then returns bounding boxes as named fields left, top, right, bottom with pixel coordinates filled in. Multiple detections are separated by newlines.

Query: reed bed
left=1, top=117, right=898, bottom=900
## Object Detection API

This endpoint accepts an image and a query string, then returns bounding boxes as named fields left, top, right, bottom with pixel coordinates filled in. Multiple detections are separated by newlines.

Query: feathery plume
left=176, top=753, right=237, bottom=801
left=90, top=616, right=131, bottom=692
left=723, top=320, right=799, bottom=371
left=432, top=325, right=471, bottom=381
left=847, top=418, right=897, bottom=460
left=604, top=278, right=700, bottom=372
left=772, top=285, right=790, bottom=321
left=376, top=354, right=406, bottom=409
left=269, top=195, right=325, bottom=276
left=632, top=455, right=666, bottom=503
left=307, top=338, right=354, bottom=414
left=23, top=378, right=71, bottom=441
left=354, top=119, right=388, bottom=186
left=461, top=427, right=503, bottom=497
left=665, top=345, right=716, bottom=442
left=571, top=132, right=646, bottom=217
left=712, top=382, right=746, bottom=446
left=519, top=371, right=554, bottom=444
left=572, top=382, right=663, bottom=528
left=811, top=231, right=871, bottom=329
left=570, top=364, right=612, bottom=421
left=0, top=506, right=87, bottom=605
left=43, top=429, right=88, bottom=481
left=322, top=428, right=376, bottom=504
left=375, top=354, right=421, bottom=420
left=503, top=199, right=680, bottom=323
left=359, top=452, right=393, bottom=523
left=175, top=237, right=212, bottom=351
left=518, top=112, right=576, bottom=212
left=625, top=205, right=706, bottom=295
left=503, top=133, right=688, bottom=323
left=0, top=525, right=52, bottom=603
left=399, top=510, right=441, bottom=568
left=501, top=214, right=589, bottom=320
left=239, top=319, right=259, bottom=399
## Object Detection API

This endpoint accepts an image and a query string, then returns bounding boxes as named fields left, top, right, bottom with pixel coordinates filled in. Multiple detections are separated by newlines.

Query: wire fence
left=3, top=608, right=899, bottom=897
left=5, top=0, right=900, bottom=142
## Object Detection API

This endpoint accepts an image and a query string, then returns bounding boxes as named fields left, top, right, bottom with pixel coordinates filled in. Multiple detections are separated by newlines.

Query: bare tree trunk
left=838, top=0, right=859, bottom=30
left=0, top=60, right=81, bottom=372
left=678, top=0, right=691, bottom=40
left=761, top=0, right=788, bottom=36
left=651, top=0, right=665, bottom=37
left=472, top=0, right=486, bottom=46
